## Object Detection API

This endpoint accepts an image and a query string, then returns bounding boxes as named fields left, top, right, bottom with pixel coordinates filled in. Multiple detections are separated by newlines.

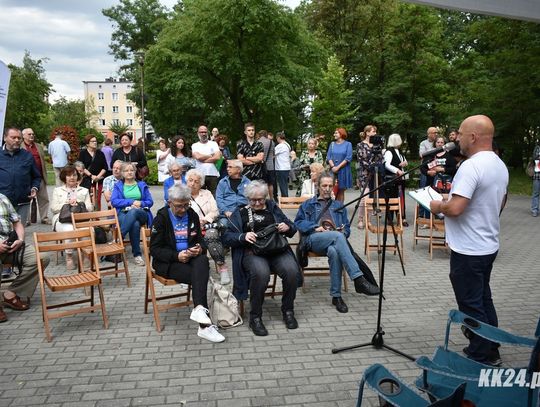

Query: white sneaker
left=197, top=325, right=225, bottom=343
left=134, top=256, right=145, bottom=266
left=220, top=270, right=231, bottom=285
left=190, top=305, right=212, bottom=325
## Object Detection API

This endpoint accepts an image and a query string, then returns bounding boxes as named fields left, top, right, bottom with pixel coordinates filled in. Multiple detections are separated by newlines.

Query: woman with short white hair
left=186, top=169, right=230, bottom=285
left=384, top=133, right=409, bottom=226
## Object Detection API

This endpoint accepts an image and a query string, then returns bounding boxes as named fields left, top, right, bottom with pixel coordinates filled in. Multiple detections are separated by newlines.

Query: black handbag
left=247, top=207, right=288, bottom=256
left=58, top=202, right=87, bottom=223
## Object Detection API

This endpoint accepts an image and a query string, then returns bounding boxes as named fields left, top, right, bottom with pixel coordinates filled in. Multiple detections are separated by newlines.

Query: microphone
left=422, top=142, right=458, bottom=158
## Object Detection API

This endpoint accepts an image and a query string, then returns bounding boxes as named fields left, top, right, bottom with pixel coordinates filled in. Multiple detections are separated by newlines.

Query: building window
left=98, top=92, right=104, bottom=100
left=126, top=119, right=133, bottom=126
left=98, top=106, right=105, bottom=113
left=112, top=93, right=118, bottom=100
left=112, top=106, right=119, bottom=113
left=112, top=119, right=120, bottom=126
left=126, top=106, right=133, bottom=113
left=99, top=119, right=106, bottom=126
left=114, top=134, right=120, bottom=144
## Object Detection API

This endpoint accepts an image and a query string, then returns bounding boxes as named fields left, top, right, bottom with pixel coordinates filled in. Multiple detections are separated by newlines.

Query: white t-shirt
left=445, top=151, right=508, bottom=256
left=191, top=140, right=220, bottom=177
left=274, top=142, right=291, bottom=171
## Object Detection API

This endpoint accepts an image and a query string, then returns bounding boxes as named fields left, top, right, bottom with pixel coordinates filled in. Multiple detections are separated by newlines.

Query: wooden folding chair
left=412, top=203, right=431, bottom=250
left=141, top=227, right=193, bottom=332
left=364, top=197, right=404, bottom=263
left=33, top=228, right=108, bottom=341
left=71, top=209, right=131, bottom=287
left=429, top=215, right=448, bottom=259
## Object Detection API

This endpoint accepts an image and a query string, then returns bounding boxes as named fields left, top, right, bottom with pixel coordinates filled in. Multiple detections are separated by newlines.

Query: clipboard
left=408, top=186, right=444, bottom=218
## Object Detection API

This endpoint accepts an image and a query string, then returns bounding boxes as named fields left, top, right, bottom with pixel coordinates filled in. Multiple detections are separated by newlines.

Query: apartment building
left=83, top=78, right=152, bottom=144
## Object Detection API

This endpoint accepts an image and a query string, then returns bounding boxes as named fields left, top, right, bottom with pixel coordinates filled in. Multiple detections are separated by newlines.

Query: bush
left=50, top=125, right=79, bottom=164
left=145, top=158, right=159, bottom=185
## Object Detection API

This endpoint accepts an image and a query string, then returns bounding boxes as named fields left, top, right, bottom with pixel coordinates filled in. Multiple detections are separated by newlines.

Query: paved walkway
left=0, top=187, right=538, bottom=406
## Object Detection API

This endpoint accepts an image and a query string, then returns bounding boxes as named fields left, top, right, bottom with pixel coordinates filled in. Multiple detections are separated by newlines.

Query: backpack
left=208, top=278, right=243, bottom=329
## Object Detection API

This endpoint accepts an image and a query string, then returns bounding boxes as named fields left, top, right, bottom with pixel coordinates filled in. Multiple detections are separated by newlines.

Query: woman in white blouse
left=186, top=169, right=230, bottom=285
left=300, top=163, right=325, bottom=198
left=50, top=165, right=93, bottom=269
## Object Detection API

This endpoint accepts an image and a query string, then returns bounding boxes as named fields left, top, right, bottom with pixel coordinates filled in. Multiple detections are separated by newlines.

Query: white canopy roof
left=403, top=0, right=540, bottom=23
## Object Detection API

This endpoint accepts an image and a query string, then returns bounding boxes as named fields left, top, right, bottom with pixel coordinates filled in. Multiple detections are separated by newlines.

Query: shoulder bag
left=59, top=202, right=87, bottom=223
left=209, top=277, right=243, bottom=329
left=247, top=207, right=288, bottom=256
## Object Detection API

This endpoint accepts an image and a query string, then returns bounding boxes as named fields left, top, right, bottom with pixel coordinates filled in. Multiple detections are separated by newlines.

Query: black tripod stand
left=331, top=162, right=425, bottom=361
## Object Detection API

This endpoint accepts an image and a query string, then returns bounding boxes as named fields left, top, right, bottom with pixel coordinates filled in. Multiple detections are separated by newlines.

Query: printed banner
left=0, top=60, right=11, bottom=146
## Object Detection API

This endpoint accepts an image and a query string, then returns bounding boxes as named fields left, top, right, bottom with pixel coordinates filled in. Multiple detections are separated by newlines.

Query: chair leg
left=301, top=267, right=307, bottom=294
left=40, top=282, right=52, bottom=342
left=148, top=278, right=162, bottom=333
left=343, top=271, right=348, bottom=292
left=90, top=285, right=95, bottom=313
left=122, top=253, right=131, bottom=287
left=239, top=300, right=245, bottom=319
left=270, top=273, right=278, bottom=298
left=144, top=275, right=150, bottom=314
left=97, top=283, right=109, bottom=329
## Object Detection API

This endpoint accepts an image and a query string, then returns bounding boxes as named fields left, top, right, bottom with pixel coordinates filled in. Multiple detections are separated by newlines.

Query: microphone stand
left=331, top=161, right=426, bottom=361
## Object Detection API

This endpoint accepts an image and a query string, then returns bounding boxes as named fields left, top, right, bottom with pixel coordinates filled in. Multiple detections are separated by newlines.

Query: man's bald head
left=427, top=127, right=438, bottom=141
left=458, top=115, right=495, bottom=157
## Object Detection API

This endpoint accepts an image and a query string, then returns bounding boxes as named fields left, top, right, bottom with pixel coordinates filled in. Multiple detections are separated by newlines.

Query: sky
left=0, top=0, right=301, bottom=102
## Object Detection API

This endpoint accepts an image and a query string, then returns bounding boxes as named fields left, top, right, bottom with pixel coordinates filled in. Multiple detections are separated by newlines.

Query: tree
left=143, top=0, right=326, bottom=141
left=50, top=126, right=80, bottom=164
left=102, top=0, right=170, bottom=77
left=108, top=122, right=130, bottom=137
left=5, top=51, right=52, bottom=140
left=311, top=55, right=357, bottom=139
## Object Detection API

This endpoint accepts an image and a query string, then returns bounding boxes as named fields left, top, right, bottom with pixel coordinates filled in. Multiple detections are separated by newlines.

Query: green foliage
left=311, top=55, right=357, bottom=137
left=143, top=0, right=326, bottom=143
left=50, top=126, right=80, bottom=164
left=102, top=0, right=170, bottom=78
left=5, top=51, right=52, bottom=138
left=145, top=157, right=159, bottom=185
left=108, top=122, right=130, bottom=137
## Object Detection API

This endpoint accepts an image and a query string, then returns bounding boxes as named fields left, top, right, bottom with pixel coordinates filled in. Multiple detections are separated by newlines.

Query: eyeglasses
left=249, top=198, right=265, bottom=204
left=89, top=140, right=98, bottom=143
left=169, top=201, right=190, bottom=210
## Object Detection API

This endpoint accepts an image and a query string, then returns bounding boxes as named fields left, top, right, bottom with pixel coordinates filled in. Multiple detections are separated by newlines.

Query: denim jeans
left=305, top=231, right=362, bottom=297
left=531, top=179, right=540, bottom=215
left=449, top=250, right=499, bottom=363
left=276, top=170, right=289, bottom=198
left=117, top=208, right=147, bottom=257
left=241, top=250, right=298, bottom=320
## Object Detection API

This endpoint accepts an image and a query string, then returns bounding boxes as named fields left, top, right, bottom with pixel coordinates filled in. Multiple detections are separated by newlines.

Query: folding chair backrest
left=278, top=196, right=309, bottom=209
left=72, top=208, right=123, bottom=243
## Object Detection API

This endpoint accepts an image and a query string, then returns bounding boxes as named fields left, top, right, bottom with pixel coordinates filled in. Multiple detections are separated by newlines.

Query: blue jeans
left=531, top=179, right=540, bottom=215
left=117, top=208, right=147, bottom=257
left=449, top=250, right=499, bottom=363
left=305, top=231, right=362, bottom=297
left=276, top=170, right=289, bottom=197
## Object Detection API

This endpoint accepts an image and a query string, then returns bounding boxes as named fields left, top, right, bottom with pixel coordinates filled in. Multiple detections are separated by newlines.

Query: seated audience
left=111, top=162, right=154, bottom=266
left=222, top=180, right=299, bottom=336
left=0, top=193, right=49, bottom=322
left=163, top=162, right=186, bottom=203
left=74, top=161, right=92, bottom=192
left=300, top=162, right=325, bottom=197
left=150, top=184, right=225, bottom=343
left=103, top=160, right=124, bottom=206
left=186, top=169, right=230, bottom=285
left=215, top=159, right=250, bottom=226
left=294, top=172, right=379, bottom=314
left=50, top=165, right=93, bottom=269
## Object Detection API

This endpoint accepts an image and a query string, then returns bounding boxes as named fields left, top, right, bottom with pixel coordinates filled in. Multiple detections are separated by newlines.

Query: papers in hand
left=408, top=187, right=444, bottom=217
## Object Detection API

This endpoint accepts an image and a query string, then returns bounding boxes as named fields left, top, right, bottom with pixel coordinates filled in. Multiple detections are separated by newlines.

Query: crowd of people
left=0, top=117, right=516, bottom=361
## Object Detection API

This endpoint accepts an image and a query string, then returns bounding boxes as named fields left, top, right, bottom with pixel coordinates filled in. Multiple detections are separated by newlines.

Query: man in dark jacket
left=0, top=128, right=41, bottom=225
left=150, top=184, right=225, bottom=343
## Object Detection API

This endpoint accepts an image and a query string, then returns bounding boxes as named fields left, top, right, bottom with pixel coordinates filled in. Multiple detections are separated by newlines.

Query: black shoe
left=283, top=310, right=298, bottom=329
left=332, top=297, right=348, bottom=313
left=463, top=346, right=502, bottom=367
left=249, top=317, right=268, bottom=336
left=354, top=276, right=380, bottom=296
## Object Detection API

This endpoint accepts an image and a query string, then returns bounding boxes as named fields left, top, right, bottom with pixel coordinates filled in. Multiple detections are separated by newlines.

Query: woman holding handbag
left=50, top=165, right=93, bottom=269
left=327, top=128, right=353, bottom=202
left=222, top=180, right=299, bottom=337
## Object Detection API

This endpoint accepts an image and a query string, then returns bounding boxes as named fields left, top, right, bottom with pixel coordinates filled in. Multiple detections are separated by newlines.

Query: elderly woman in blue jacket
left=111, top=161, right=154, bottom=266
left=222, top=180, right=300, bottom=337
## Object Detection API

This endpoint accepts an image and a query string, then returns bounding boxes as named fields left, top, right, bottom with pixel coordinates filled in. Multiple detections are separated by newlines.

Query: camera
left=371, top=135, right=385, bottom=148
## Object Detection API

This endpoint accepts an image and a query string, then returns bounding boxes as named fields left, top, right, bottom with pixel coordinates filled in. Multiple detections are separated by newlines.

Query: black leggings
left=165, top=255, right=210, bottom=309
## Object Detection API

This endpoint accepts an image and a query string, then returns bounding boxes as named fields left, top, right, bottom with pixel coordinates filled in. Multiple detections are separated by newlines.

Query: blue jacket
left=111, top=180, right=154, bottom=226
left=216, top=176, right=250, bottom=215
left=0, top=148, right=41, bottom=206
left=163, top=175, right=186, bottom=202
left=294, top=197, right=351, bottom=238
left=222, top=200, right=298, bottom=301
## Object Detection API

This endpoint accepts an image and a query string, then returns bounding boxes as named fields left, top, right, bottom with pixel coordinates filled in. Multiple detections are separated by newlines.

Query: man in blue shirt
left=216, top=160, right=250, bottom=226
left=47, top=131, right=70, bottom=186
left=0, top=128, right=41, bottom=225
left=295, top=172, right=379, bottom=313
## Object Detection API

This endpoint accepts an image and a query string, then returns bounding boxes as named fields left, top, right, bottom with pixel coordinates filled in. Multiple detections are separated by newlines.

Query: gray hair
left=186, top=168, right=205, bottom=186
left=244, top=180, right=268, bottom=199
left=227, top=159, right=243, bottom=171
left=317, top=171, right=334, bottom=187
left=74, top=161, right=85, bottom=170
left=121, top=162, right=137, bottom=172
left=112, top=159, right=124, bottom=168
left=168, top=184, right=192, bottom=202
left=387, top=133, right=402, bottom=148
left=168, top=161, right=182, bottom=172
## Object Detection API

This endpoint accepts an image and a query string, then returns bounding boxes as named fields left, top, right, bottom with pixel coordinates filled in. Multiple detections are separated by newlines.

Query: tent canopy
left=403, top=0, right=540, bottom=23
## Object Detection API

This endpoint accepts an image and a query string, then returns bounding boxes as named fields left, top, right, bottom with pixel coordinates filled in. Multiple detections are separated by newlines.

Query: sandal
left=3, top=294, right=29, bottom=311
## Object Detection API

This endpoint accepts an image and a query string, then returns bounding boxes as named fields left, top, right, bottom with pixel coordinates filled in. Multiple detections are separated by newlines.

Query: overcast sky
left=0, top=0, right=301, bottom=102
